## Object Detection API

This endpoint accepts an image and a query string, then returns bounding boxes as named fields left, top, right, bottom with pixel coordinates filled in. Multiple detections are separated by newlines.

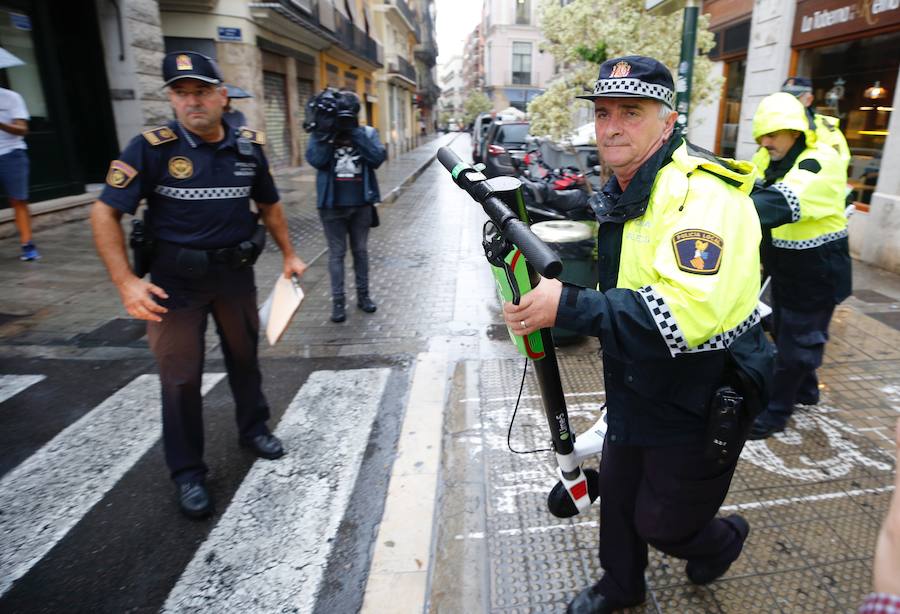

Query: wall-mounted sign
left=217, top=27, right=243, bottom=42
left=793, top=0, right=900, bottom=46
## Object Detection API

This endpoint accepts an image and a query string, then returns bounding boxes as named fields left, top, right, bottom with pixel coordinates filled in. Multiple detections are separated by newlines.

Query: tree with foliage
left=461, top=91, right=492, bottom=127
left=528, top=0, right=721, bottom=141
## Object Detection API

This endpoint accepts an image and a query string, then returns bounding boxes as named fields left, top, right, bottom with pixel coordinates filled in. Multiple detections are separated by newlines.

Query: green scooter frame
left=439, top=146, right=602, bottom=517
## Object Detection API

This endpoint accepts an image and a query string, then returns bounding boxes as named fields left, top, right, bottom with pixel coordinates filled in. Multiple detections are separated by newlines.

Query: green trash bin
left=531, top=220, right=598, bottom=345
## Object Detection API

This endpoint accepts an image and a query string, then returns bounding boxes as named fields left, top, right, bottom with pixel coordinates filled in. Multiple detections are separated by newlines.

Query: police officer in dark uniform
left=90, top=51, right=308, bottom=518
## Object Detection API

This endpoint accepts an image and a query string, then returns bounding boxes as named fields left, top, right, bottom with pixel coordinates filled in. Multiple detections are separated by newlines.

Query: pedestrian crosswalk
left=0, top=374, right=44, bottom=404
left=0, top=366, right=395, bottom=612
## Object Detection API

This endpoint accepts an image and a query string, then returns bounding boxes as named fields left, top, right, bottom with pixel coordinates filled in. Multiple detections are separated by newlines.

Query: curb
left=380, top=132, right=460, bottom=205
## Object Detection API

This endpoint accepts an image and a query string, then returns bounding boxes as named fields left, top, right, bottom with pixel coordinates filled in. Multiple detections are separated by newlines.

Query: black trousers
left=148, top=251, right=270, bottom=484
left=596, top=437, right=745, bottom=602
left=765, top=302, right=835, bottom=424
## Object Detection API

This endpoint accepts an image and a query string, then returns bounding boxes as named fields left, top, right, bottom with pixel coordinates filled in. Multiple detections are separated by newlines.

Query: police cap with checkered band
left=576, top=55, right=675, bottom=109
left=162, top=51, right=224, bottom=87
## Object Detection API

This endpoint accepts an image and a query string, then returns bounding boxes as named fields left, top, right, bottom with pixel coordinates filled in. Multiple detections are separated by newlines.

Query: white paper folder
left=259, top=275, right=304, bottom=345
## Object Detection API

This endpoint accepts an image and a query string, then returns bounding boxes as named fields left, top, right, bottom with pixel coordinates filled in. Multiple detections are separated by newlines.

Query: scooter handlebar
left=437, top=147, right=562, bottom=279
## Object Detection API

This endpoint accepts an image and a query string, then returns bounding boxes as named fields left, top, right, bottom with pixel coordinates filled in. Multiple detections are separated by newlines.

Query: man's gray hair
left=658, top=101, right=675, bottom=120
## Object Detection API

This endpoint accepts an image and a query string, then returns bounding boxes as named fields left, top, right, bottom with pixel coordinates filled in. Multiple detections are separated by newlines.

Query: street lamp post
left=645, top=0, right=699, bottom=132
left=674, top=0, right=699, bottom=132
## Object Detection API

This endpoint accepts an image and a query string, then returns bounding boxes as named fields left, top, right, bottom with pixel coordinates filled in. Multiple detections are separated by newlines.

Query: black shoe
left=748, top=417, right=785, bottom=440
left=357, top=294, right=377, bottom=313
left=566, top=582, right=644, bottom=614
left=686, top=514, right=750, bottom=585
left=795, top=394, right=819, bottom=406
left=240, top=433, right=285, bottom=460
left=331, top=297, right=346, bottom=323
left=178, top=482, right=212, bottom=519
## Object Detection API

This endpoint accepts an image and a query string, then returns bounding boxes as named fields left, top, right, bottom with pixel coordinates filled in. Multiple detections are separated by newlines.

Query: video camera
left=302, top=88, right=361, bottom=135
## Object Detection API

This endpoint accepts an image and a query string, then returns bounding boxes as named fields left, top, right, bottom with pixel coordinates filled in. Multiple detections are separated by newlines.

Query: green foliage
left=529, top=0, right=722, bottom=141
left=461, top=91, right=492, bottom=127
left=575, top=42, right=607, bottom=65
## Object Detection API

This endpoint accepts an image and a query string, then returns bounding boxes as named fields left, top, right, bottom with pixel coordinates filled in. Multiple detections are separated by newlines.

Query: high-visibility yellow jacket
left=750, top=93, right=851, bottom=310
left=556, top=136, right=773, bottom=446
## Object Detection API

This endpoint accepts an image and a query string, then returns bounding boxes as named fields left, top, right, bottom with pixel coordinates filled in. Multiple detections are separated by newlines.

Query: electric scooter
left=437, top=146, right=607, bottom=518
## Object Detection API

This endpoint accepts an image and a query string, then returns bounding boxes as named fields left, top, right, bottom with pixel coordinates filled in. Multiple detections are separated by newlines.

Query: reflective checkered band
left=154, top=185, right=252, bottom=200
left=637, top=286, right=687, bottom=356
left=637, top=286, right=760, bottom=357
left=772, top=182, right=801, bottom=222
left=591, top=78, right=675, bottom=107
left=771, top=227, right=848, bottom=250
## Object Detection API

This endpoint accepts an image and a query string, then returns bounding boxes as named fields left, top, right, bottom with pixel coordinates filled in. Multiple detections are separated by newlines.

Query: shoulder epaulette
left=238, top=127, right=266, bottom=145
left=142, top=126, right=179, bottom=146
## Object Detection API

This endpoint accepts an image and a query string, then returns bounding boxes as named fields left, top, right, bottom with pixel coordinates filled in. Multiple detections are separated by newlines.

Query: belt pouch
left=175, top=248, right=209, bottom=279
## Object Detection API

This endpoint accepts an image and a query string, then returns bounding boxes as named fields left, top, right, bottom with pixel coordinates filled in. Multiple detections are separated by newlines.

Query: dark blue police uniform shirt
left=99, top=120, right=279, bottom=249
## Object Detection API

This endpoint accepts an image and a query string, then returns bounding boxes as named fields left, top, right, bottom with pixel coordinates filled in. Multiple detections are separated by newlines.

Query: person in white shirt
left=0, top=86, right=36, bottom=260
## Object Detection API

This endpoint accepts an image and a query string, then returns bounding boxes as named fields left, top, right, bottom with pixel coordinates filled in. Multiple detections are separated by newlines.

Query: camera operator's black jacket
left=306, top=126, right=386, bottom=208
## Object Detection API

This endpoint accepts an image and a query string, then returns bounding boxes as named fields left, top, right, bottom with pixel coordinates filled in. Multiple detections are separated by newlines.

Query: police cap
left=782, top=76, right=813, bottom=96
left=162, top=51, right=223, bottom=87
left=576, top=55, right=675, bottom=109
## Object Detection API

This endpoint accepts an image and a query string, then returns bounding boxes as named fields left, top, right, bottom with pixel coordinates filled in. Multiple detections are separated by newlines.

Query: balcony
left=389, top=0, right=417, bottom=34
left=332, top=8, right=383, bottom=66
left=388, top=55, right=417, bottom=85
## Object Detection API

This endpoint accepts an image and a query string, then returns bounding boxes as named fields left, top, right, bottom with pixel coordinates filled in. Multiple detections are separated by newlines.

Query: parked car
left=481, top=120, right=530, bottom=178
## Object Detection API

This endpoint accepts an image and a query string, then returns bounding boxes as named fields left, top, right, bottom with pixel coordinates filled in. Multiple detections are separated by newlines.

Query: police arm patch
left=671, top=229, right=723, bottom=275
left=106, top=160, right=138, bottom=189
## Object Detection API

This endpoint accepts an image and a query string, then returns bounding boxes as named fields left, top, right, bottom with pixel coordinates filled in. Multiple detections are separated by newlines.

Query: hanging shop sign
left=793, top=0, right=900, bottom=46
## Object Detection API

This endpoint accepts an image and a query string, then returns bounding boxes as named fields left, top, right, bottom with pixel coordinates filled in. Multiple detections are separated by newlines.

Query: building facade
left=437, top=53, right=463, bottom=127
left=412, top=0, right=439, bottom=135
left=372, top=0, right=418, bottom=157
left=460, top=23, right=484, bottom=95
left=481, top=0, right=553, bottom=111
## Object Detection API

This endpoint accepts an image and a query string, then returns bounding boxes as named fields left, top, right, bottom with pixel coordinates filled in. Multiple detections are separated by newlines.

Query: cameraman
left=305, top=89, right=386, bottom=323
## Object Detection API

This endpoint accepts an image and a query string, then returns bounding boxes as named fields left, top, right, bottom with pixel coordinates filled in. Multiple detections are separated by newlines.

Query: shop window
left=344, top=71, right=358, bottom=93
left=0, top=8, right=46, bottom=125
left=512, top=41, right=531, bottom=85
left=717, top=58, right=745, bottom=158
left=797, top=32, right=899, bottom=204
left=326, top=63, right=340, bottom=88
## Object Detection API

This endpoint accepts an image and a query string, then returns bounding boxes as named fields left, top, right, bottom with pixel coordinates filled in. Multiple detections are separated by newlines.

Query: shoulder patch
left=106, top=160, right=138, bottom=189
left=672, top=229, right=723, bottom=275
left=239, top=127, right=266, bottom=145
left=798, top=158, right=822, bottom=174
left=142, top=126, right=178, bottom=146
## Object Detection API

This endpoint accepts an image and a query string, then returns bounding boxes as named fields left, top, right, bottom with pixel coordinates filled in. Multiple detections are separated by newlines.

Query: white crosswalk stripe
left=0, top=373, right=225, bottom=597
left=0, top=374, right=45, bottom=404
left=162, top=368, right=391, bottom=614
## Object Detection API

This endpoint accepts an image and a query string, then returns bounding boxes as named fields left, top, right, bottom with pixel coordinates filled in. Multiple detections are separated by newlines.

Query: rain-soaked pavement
left=0, top=131, right=898, bottom=613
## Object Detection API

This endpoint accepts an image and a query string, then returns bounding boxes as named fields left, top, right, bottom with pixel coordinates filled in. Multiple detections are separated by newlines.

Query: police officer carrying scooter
left=502, top=55, right=774, bottom=613
left=91, top=51, right=307, bottom=518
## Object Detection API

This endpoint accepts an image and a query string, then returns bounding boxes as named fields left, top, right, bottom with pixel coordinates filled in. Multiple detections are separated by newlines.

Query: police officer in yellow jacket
left=504, top=56, right=774, bottom=614
left=782, top=76, right=851, bottom=169
left=748, top=92, right=851, bottom=440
